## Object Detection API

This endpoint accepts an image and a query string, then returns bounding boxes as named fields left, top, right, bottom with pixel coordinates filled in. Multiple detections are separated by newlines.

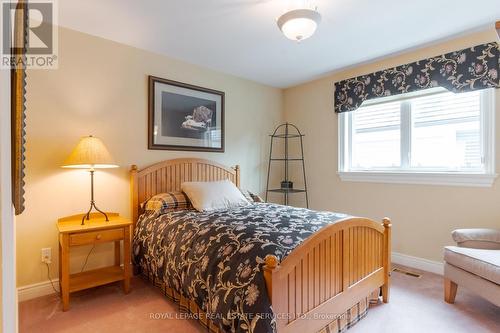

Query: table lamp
left=62, top=135, right=118, bottom=225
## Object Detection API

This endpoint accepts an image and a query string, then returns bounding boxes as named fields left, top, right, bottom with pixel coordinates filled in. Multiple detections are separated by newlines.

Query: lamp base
left=81, top=201, right=109, bottom=225
left=81, top=169, right=110, bottom=225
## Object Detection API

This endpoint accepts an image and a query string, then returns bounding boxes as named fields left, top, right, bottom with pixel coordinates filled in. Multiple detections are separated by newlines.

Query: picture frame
left=148, top=76, right=225, bottom=152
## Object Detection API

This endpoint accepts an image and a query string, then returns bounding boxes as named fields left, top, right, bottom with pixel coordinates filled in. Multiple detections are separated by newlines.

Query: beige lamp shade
left=497, top=21, right=500, bottom=39
left=62, top=135, right=118, bottom=169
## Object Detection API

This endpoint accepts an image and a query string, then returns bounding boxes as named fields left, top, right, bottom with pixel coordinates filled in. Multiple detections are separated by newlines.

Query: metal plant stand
left=265, top=123, right=309, bottom=208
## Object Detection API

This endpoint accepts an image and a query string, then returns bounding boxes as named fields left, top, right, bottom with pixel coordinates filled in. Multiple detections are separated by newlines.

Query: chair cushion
left=452, top=229, right=500, bottom=249
left=444, top=246, right=500, bottom=285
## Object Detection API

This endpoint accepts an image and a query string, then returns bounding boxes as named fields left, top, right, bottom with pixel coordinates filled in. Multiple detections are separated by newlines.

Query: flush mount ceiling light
left=277, top=8, right=321, bottom=42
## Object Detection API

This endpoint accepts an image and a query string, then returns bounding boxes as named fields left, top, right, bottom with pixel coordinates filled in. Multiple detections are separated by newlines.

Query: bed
left=130, top=158, right=391, bottom=333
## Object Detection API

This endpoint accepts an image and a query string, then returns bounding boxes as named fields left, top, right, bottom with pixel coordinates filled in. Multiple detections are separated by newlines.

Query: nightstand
left=57, top=212, right=132, bottom=311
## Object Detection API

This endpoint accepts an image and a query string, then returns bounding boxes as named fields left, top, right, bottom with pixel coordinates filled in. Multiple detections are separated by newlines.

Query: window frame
left=338, top=88, right=497, bottom=187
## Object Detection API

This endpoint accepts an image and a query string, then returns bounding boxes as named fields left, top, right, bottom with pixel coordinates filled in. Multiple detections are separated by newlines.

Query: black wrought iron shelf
left=268, top=188, right=306, bottom=193
left=270, top=134, right=304, bottom=138
left=265, top=123, right=309, bottom=208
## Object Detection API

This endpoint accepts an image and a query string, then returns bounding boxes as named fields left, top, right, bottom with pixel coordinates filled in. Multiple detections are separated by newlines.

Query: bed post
left=234, top=165, right=240, bottom=187
left=263, top=254, right=279, bottom=303
left=130, top=165, right=138, bottom=229
left=382, top=217, right=392, bottom=303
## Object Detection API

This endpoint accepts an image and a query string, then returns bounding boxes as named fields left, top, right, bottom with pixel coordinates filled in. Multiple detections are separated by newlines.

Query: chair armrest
left=451, top=228, right=500, bottom=249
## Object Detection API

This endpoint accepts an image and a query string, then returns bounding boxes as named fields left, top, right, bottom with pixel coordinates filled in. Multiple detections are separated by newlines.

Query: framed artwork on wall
left=148, top=76, right=225, bottom=152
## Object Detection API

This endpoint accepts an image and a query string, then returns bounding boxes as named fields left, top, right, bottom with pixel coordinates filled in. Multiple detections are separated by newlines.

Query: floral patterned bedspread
left=133, top=202, right=349, bottom=333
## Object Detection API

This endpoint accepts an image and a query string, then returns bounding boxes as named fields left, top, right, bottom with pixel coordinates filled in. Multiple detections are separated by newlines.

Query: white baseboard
left=392, top=251, right=444, bottom=275
left=17, top=253, right=443, bottom=302
left=17, top=279, right=59, bottom=302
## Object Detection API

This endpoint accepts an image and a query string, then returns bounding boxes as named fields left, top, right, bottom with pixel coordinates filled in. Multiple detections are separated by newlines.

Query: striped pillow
left=239, top=189, right=264, bottom=203
left=144, top=191, right=192, bottom=214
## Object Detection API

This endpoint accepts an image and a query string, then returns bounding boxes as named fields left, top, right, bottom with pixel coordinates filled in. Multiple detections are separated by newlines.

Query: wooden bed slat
left=296, top=260, right=302, bottom=316
left=288, top=267, right=295, bottom=322
left=301, top=257, right=307, bottom=314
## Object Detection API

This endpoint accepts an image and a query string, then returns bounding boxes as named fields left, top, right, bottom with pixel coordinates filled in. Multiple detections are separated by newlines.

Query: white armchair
left=444, top=228, right=500, bottom=306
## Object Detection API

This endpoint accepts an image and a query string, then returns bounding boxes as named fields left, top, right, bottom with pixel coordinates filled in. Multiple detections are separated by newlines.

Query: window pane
left=351, top=101, right=401, bottom=169
left=411, top=90, right=482, bottom=171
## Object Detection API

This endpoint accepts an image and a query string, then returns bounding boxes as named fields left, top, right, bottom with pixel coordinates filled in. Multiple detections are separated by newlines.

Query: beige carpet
left=19, top=265, right=499, bottom=333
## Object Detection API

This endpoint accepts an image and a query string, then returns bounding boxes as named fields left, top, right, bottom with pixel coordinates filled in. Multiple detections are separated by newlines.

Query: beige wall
left=17, top=27, right=283, bottom=287
left=284, top=29, right=500, bottom=262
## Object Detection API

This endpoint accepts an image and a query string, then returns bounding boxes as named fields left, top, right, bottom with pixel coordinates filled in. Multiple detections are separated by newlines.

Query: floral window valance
left=334, top=42, right=500, bottom=113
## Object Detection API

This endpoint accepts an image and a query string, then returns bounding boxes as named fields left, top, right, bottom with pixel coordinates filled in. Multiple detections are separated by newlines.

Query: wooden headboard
left=130, top=158, right=240, bottom=228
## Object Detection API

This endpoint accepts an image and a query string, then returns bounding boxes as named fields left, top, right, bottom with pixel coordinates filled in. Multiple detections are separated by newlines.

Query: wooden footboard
left=263, top=217, right=391, bottom=333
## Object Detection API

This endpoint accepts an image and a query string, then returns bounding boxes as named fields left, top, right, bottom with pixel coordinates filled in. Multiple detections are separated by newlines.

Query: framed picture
left=148, top=76, right=225, bottom=152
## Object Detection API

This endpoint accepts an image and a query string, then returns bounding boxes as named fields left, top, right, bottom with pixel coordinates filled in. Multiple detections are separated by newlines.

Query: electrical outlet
left=41, top=247, right=52, bottom=264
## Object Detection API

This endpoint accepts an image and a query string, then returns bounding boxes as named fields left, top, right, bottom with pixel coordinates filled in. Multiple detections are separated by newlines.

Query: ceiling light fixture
left=277, top=8, right=321, bottom=42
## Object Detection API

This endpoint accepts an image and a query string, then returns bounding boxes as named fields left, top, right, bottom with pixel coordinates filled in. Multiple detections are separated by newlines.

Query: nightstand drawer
left=69, top=228, right=124, bottom=246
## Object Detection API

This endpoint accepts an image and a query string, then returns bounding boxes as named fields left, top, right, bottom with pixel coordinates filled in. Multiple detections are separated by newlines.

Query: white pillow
left=181, top=180, right=249, bottom=212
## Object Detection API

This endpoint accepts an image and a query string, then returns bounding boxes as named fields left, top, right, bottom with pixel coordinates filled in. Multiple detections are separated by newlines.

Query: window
left=338, top=88, right=496, bottom=187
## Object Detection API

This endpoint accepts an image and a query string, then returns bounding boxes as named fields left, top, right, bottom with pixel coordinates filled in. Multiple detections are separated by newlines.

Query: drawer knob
left=96, top=234, right=102, bottom=240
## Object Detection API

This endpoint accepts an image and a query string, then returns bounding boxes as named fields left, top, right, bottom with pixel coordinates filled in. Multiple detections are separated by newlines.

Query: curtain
left=11, top=0, right=29, bottom=215
left=334, top=42, right=500, bottom=113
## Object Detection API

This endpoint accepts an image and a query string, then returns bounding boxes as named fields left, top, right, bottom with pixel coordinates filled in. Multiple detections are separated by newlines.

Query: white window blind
left=411, top=90, right=482, bottom=171
left=339, top=88, right=496, bottom=187
left=351, top=101, right=401, bottom=169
